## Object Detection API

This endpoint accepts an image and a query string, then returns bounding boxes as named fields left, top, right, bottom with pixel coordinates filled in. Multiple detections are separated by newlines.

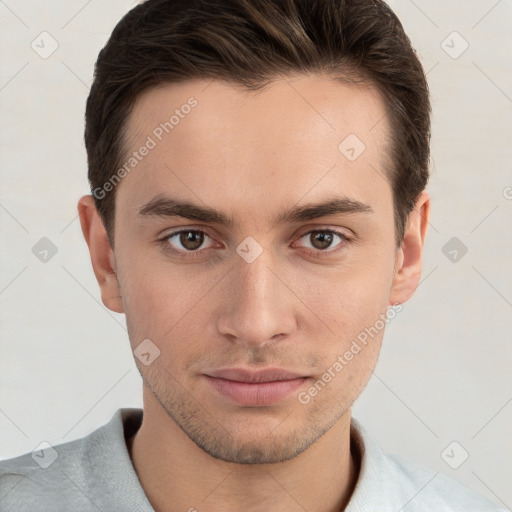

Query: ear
left=77, top=195, right=124, bottom=313
left=389, top=191, right=430, bottom=305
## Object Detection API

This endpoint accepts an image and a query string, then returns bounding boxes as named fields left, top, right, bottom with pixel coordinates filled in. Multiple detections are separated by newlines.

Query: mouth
left=203, top=367, right=310, bottom=406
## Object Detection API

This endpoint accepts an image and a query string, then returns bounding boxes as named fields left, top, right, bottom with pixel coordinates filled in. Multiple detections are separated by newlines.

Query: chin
left=197, top=437, right=306, bottom=465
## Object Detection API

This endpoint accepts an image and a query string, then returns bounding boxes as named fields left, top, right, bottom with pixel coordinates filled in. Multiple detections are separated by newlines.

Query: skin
left=78, top=74, right=429, bottom=512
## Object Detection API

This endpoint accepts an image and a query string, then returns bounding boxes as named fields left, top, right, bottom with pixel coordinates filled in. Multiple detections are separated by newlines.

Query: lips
left=204, top=367, right=309, bottom=406
left=206, top=367, right=304, bottom=383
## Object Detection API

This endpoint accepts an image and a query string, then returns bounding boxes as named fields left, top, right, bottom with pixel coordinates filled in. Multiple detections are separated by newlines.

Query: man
left=0, top=0, right=505, bottom=510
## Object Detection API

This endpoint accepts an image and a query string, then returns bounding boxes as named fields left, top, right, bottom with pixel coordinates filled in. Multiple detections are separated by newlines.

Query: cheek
left=296, top=255, right=393, bottom=340
left=299, top=271, right=389, bottom=407
left=291, top=258, right=392, bottom=398
left=119, top=252, right=208, bottom=348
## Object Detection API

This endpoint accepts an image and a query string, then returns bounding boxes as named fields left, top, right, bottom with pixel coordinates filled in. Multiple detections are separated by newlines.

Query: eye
left=295, top=229, right=351, bottom=255
left=158, top=227, right=352, bottom=260
left=159, top=229, right=216, bottom=256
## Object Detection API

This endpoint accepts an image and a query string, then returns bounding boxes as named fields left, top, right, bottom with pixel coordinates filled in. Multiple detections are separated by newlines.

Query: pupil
left=181, top=231, right=203, bottom=250
left=312, top=232, right=332, bottom=250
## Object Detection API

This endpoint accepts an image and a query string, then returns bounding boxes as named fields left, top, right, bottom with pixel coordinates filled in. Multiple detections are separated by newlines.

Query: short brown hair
left=85, top=0, right=431, bottom=249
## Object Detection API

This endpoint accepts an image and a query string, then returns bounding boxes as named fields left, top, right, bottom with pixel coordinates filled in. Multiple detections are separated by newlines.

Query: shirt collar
left=88, top=408, right=429, bottom=511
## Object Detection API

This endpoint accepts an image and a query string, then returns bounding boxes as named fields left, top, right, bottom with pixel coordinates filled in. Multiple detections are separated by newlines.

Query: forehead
left=117, top=74, right=392, bottom=222
left=125, top=74, right=389, bottom=150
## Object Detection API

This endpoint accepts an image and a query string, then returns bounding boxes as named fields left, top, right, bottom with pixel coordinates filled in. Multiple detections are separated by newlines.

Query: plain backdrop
left=0, top=0, right=511, bottom=508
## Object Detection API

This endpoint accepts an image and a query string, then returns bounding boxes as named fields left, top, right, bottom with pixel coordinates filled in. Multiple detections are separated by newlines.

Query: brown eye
left=178, top=231, right=205, bottom=250
left=296, top=229, right=351, bottom=255
left=309, top=231, right=335, bottom=250
left=163, top=230, right=211, bottom=253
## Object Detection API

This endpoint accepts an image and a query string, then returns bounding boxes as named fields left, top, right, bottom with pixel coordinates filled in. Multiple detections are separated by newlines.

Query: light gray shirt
left=0, top=408, right=505, bottom=511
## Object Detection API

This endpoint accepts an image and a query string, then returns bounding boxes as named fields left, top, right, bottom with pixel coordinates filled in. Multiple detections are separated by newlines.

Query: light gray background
left=1, top=0, right=511, bottom=508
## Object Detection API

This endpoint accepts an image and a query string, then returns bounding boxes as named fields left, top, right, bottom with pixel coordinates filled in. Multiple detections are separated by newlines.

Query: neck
left=127, top=394, right=359, bottom=512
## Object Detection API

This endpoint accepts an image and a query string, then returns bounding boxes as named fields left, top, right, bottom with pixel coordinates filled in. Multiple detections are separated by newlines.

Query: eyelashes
left=158, top=227, right=353, bottom=260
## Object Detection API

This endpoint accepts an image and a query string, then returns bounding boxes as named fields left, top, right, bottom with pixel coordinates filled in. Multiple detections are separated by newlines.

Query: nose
left=216, top=247, right=297, bottom=349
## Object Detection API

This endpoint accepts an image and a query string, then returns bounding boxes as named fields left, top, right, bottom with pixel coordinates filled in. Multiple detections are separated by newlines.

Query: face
left=96, top=74, right=420, bottom=464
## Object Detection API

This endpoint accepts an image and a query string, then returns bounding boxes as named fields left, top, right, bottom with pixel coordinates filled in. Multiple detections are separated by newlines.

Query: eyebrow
left=137, top=194, right=374, bottom=228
